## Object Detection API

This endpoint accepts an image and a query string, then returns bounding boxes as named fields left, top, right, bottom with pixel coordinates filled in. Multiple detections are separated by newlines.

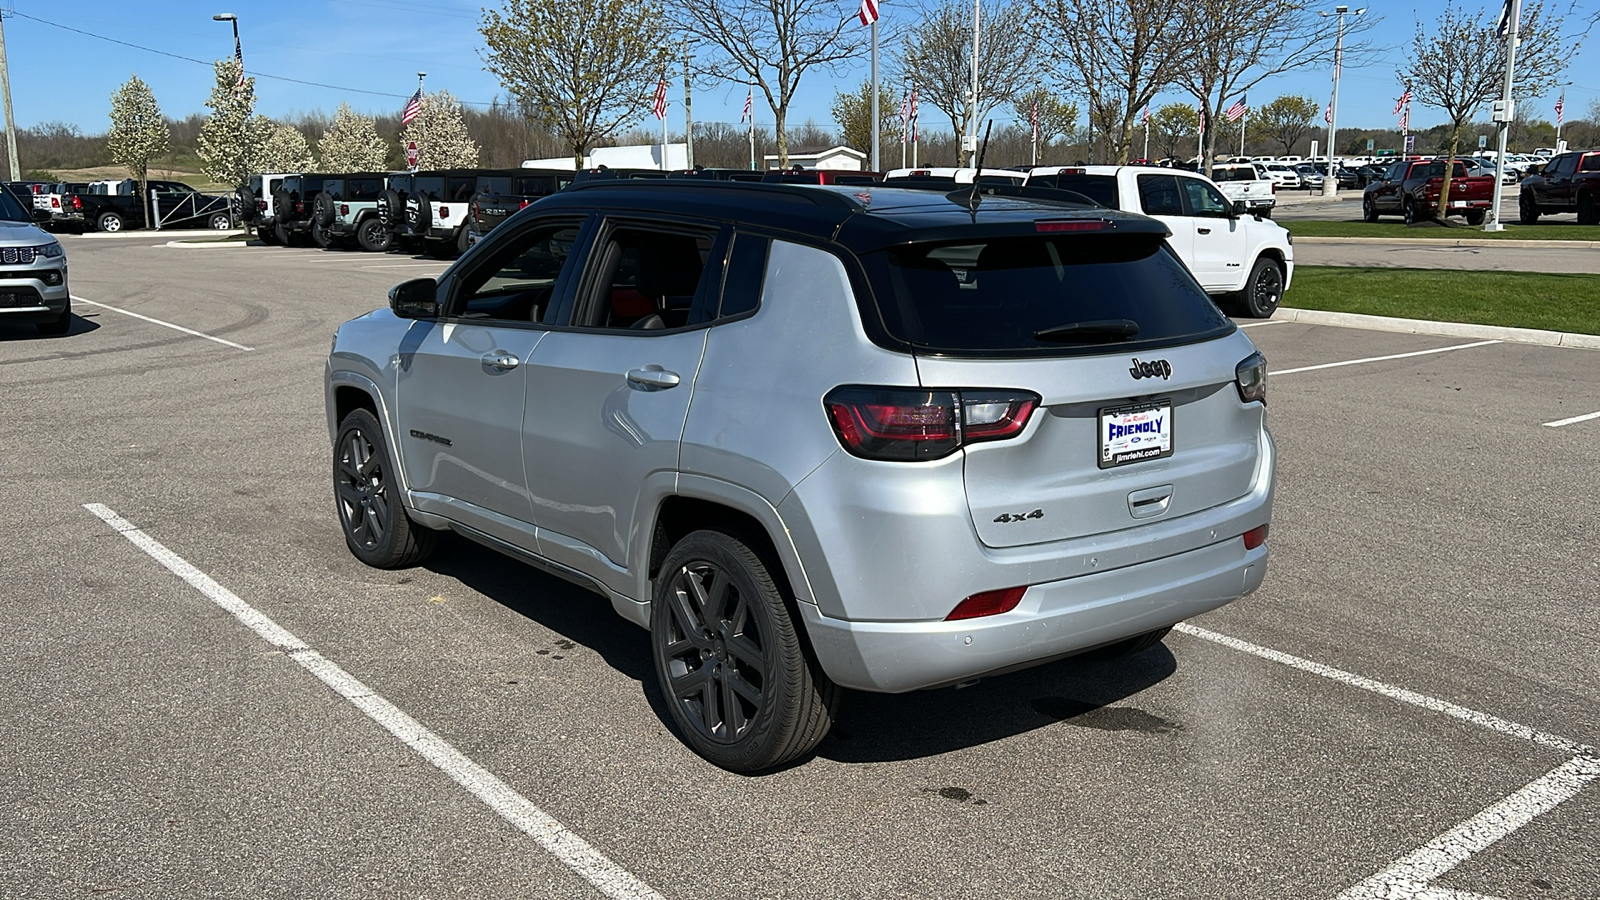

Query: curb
left=1275, top=307, right=1600, bottom=350
left=166, top=239, right=258, bottom=249
left=1294, top=235, right=1600, bottom=249
left=69, top=229, right=244, bottom=240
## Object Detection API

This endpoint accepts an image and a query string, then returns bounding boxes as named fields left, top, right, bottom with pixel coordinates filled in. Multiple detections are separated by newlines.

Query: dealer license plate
left=1098, top=401, right=1174, bottom=469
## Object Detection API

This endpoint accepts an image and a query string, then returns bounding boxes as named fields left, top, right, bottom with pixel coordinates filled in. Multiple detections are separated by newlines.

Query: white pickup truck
left=1025, top=164, right=1293, bottom=318
left=1209, top=162, right=1277, bottom=216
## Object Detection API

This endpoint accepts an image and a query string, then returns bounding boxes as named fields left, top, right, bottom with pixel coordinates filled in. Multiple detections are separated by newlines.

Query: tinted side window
left=1136, top=174, right=1183, bottom=216
left=414, top=176, right=444, bottom=200
left=479, top=176, right=511, bottom=195
left=348, top=178, right=383, bottom=200
left=580, top=225, right=722, bottom=331
left=715, top=233, right=769, bottom=321
left=1581, top=155, right=1600, bottom=173
left=1546, top=155, right=1576, bottom=176
left=454, top=221, right=584, bottom=323
left=448, top=177, right=476, bottom=201
left=1051, top=174, right=1118, bottom=207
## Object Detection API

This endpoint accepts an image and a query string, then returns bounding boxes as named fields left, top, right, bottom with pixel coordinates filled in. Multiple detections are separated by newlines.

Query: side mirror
left=389, top=278, right=439, bottom=319
left=1231, top=200, right=1249, bottom=217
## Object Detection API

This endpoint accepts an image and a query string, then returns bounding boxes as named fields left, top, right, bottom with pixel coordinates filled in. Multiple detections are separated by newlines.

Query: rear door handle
left=626, top=367, right=681, bottom=390
left=1197, top=227, right=1212, bottom=235
left=482, top=352, right=520, bottom=371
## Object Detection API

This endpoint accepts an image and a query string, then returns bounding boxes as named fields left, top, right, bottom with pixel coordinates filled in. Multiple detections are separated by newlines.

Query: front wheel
left=1238, top=257, right=1284, bottom=319
left=1402, top=197, right=1418, bottom=225
left=651, top=529, right=839, bottom=772
left=1519, top=193, right=1541, bottom=225
left=96, top=211, right=124, bottom=233
left=333, top=408, right=435, bottom=568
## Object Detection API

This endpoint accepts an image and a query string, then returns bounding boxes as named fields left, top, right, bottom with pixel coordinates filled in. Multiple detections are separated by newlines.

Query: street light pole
left=213, top=13, right=243, bottom=226
left=1484, top=0, right=1522, bottom=232
left=1319, top=5, right=1363, bottom=198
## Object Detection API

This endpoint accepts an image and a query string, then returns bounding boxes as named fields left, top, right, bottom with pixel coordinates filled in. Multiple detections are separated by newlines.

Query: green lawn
left=1287, top=267, right=1600, bottom=335
left=1286, top=220, right=1599, bottom=240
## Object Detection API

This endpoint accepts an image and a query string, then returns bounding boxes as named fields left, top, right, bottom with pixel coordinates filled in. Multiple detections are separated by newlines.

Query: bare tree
left=894, top=0, right=1037, bottom=165
left=670, top=0, right=864, bottom=166
left=1035, top=0, right=1193, bottom=163
left=1253, top=95, right=1320, bottom=156
left=1178, top=0, right=1376, bottom=174
left=1403, top=0, right=1569, bottom=219
left=481, top=0, right=673, bottom=166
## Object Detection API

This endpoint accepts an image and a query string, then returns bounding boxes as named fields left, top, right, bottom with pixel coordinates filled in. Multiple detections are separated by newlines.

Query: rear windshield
left=861, top=235, right=1231, bottom=356
left=1034, top=174, right=1117, bottom=207
left=1212, top=167, right=1259, bottom=182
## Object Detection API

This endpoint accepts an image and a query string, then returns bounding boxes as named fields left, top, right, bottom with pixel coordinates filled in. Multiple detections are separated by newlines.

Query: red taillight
left=824, top=387, right=1038, bottom=462
left=1064, top=167, right=1086, bottom=174
left=257, top=200, right=267, bottom=211
left=1036, top=219, right=1110, bottom=232
left=439, top=204, right=449, bottom=218
left=946, top=586, right=1028, bottom=621
left=51, top=197, right=60, bottom=208
left=519, top=199, right=530, bottom=209
left=71, top=196, right=81, bottom=210
left=295, top=202, right=304, bottom=213
left=1242, top=524, right=1269, bottom=550
left=339, top=203, right=349, bottom=215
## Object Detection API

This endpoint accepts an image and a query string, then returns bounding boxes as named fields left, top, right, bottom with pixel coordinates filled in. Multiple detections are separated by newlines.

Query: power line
left=4, top=10, right=493, bottom=107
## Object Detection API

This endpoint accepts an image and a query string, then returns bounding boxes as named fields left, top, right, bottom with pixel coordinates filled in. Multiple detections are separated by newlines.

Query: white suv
left=1026, top=166, right=1293, bottom=318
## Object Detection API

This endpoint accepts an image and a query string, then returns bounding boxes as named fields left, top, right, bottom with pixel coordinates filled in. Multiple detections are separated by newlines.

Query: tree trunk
left=1435, top=125, right=1462, bottom=223
left=774, top=105, right=788, bottom=168
left=572, top=140, right=584, bottom=169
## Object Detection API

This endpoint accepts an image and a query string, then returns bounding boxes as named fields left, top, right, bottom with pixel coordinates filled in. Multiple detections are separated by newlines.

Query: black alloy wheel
left=650, top=529, right=838, bottom=772
left=357, top=217, right=391, bottom=252
left=333, top=409, right=434, bottom=568
left=1242, top=258, right=1283, bottom=319
left=1403, top=197, right=1418, bottom=225
left=1362, top=196, right=1379, bottom=222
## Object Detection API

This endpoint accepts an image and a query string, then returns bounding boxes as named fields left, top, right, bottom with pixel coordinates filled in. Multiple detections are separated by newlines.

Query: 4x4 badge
left=1129, top=358, right=1172, bottom=380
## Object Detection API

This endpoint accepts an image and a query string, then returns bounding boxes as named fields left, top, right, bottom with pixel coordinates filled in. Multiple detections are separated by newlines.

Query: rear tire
left=1362, top=196, right=1379, bottom=222
left=1579, top=194, right=1598, bottom=226
left=334, top=408, right=435, bottom=569
left=1465, top=209, right=1486, bottom=226
left=1402, top=196, right=1418, bottom=225
left=256, top=224, right=280, bottom=245
left=456, top=225, right=471, bottom=256
left=96, top=211, right=124, bottom=233
left=650, top=529, right=839, bottom=772
left=357, top=217, right=392, bottom=252
left=311, top=219, right=332, bottom=249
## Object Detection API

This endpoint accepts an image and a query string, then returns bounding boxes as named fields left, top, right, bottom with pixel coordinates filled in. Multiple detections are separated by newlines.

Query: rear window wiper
left=1033, top=319, right=1140, bottom=343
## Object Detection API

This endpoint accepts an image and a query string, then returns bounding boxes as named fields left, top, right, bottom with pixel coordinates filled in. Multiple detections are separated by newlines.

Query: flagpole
left=1143, top=110, right=1149, bottom=163
left=683, top=40, right=694, bottom=169
left=1239, top=108, right=1246, bottom=158
left=1554, top=88, right=1564, bottom=147
left=901, top=86, right=907, bottom=170
left=870, top=21, right=880, bottom=172
left=747, top=83, right=755, bottom=170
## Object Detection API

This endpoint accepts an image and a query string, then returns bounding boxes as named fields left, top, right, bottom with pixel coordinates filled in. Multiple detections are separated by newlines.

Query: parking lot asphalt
left=2, top=236, right=1596, bottom=900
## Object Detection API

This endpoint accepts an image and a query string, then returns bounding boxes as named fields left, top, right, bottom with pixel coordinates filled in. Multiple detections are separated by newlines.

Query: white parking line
left=1334, top=755, right=1600, bottom=900
left=1273, top=340, right=1501, bottom=376
left=1543, top=410, right=1600, bottom=428
left=1238, top=319, right=1287, bottom=329
left=72, top=295, right=254, bottom=351
left=82, top=503, right=666, bottom=900
left=359, top=263, right=450, bottom=269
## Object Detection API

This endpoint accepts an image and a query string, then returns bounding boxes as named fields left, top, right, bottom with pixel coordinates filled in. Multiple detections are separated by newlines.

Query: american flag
left=1555, top=93, right=1564, bottom=126
left=1394, top=86, right=1411, bottom=115
left=1197, top=106, right=1205, bottom=134
left=1142, top=105, right=1150, bottom=124
left=652, top=77, right=667, bottom=120
left=741, top=86, right=752, bottom=124
left=1399, top=104, right=1409, bottom=132
left=1324, top=102, right=1332, bottom=125
left=1496, top=0, right=1512, bottom=38
left=859, top=0, right=879, bottom=27
left=908, top=86, right=918, bottom=142
left=402, top=90, right=423, bottom=125
left=233, top=32, right=245, bottom=89
left=1225, top=95, right=1247, bottom=123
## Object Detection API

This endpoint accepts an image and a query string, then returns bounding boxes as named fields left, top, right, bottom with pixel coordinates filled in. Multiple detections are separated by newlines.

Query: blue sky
left=2, top=0, right=1595, bottom=138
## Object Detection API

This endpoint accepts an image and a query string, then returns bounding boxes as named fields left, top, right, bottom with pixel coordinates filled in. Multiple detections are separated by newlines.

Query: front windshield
left=0, top=186, right=31, bottom=222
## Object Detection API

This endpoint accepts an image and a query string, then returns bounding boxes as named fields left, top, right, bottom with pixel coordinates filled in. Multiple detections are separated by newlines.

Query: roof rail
left=565, top=177, right=863, bottom=211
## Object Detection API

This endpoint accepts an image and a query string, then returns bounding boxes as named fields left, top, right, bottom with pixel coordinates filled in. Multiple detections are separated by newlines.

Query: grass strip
left=1285, top=220, right=1599, bottom=241
left=1287, top=266, right=1600, bottom=335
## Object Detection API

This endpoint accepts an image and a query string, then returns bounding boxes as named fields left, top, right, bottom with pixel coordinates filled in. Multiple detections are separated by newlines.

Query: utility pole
left=1484, top=0, right=1521, bottom=232
left=683, top=39, right=694, bottom=169
left=1319, top=5, right=1364, bottom=197
left=0, top=11, right=21, bottom=181
left=967, top=0, right=980, bottom=167
left=870, top=19, right=879, bottom=172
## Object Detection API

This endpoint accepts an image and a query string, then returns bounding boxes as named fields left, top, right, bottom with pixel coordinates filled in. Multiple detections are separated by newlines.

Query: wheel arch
left=326, top=371, right=411, bottom=496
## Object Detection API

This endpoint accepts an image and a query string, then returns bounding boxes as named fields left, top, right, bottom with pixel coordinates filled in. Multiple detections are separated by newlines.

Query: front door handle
left=1197, top=227, right=1212, bottom=235
left=482, top=352, right=520, bottom=371
left=626, top=367, right=681, bottom=390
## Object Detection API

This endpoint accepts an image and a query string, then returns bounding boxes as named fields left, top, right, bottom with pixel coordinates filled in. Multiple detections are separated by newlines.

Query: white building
left=761, top=146, right=867, bottom=171
left=522, top=143, right=689, bottom=171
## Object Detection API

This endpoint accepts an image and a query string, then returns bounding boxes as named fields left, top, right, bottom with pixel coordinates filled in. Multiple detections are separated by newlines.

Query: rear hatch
left=860, top=227, right=1263, bottom=549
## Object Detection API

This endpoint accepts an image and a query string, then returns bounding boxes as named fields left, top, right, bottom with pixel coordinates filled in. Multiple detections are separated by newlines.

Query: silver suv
left=0, top=185, right=70, bottom=335
left=325, top=182, right=1275, bottom=771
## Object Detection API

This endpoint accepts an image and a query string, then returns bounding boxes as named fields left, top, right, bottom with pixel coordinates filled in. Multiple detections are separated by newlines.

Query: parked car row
left=16, top=179, right=234, bottom=233
left=1354, top=148, right=1599, bottom=226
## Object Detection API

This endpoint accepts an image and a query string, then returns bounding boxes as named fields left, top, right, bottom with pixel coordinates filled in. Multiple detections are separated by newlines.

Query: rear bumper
left=801, top=537, right=1267, bottom=693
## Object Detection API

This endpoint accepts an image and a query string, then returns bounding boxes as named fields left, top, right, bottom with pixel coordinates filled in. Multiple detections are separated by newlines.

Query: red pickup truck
left=1361, top=159, right=1496, bottom=225
left=1518, top=149, right=1600, bottom=224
